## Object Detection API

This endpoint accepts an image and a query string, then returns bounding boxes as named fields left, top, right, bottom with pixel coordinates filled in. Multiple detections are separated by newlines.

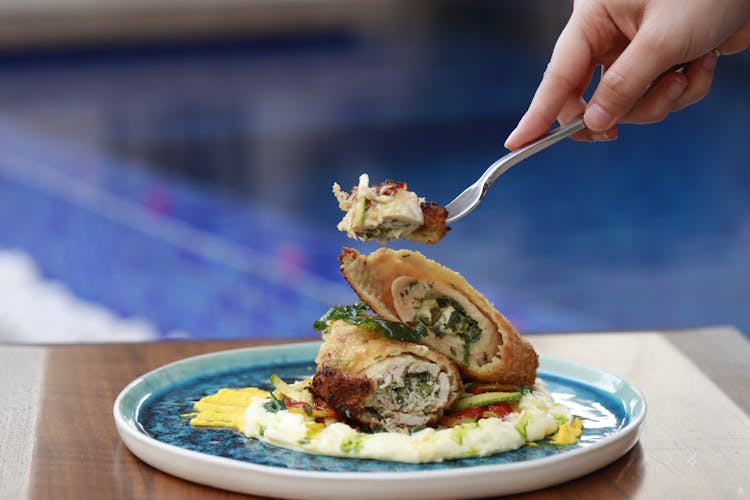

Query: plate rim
left=113, top=342, right=646, bottom=496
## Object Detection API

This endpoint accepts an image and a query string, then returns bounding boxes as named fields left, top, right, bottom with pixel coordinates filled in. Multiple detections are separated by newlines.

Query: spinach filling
left=359, top=219, right=415, bottom=241
left=370, top=371, right=439, bottom=413
left=414, top=297, right=482, bottom=365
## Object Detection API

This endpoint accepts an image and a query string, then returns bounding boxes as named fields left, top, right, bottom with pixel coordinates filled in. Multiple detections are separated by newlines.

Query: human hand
left=504, top=0, right=750, bottom=150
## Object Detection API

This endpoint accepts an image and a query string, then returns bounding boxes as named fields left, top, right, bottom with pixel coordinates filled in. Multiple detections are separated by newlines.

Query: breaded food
left=332, top=174, right=449, bottom=244
left=407, top=201, right=450, bottom=244
left=311, top=320, right=463, bottom=432
left=338, top=247, right=538, bottom=386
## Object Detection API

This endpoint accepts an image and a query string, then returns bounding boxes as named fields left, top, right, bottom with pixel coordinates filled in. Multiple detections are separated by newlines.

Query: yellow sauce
left=184, top=387, right=268, bottom=431
left=549, top=417, right=584, bottom=445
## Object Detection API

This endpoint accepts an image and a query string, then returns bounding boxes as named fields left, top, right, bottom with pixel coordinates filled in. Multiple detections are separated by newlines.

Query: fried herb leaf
left=313, top=301, right=427, bottom=343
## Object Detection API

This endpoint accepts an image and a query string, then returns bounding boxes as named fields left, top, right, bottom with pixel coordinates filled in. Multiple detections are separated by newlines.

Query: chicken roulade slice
left=332, top=174, right=449, bottom=244
left=338, top=247, right=538, bottom=386
left=311, top=320, right=463, bottom=432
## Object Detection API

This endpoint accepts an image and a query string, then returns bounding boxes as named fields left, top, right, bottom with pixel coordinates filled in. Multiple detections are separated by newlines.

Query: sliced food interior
left=311, top=321, right=462, bottom=432
left=391, top=276, right=500, bottom=369
left=333, top=174, right=424, bottom=243
left=361, top=354, right=454, bottom=430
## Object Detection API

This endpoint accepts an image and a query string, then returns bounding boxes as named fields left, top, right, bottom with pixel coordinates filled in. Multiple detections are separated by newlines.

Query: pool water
left=0, top=2, right=748, bottom=341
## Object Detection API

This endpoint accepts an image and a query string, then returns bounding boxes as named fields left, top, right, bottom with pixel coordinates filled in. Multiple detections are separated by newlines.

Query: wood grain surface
left=7, top=328, right=748, bottom=499
left=28, top=339, right=301, bottom=500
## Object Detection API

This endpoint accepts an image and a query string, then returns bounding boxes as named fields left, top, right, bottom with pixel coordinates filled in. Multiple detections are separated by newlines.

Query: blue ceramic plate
left=114, top=342, right=646, bottom=499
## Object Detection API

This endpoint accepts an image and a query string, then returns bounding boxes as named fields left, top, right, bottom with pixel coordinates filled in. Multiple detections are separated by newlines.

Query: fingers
left=620, top=73, right=688, bottom=124
left=506, top=4, right=742, bottom=149
left=584, top=32, right=681, bottom=132
left=558, top=92, right=618, bottom=143
left=619, top=51, right=717, bottom=125
left=718, top=18, right=750, bottom=54
left=557, top=92, right=587, bottom=125
left=671, top=52, right=717, bottom=111
left=557, top=94, right=590, bottom=141
left=504, top=20, right=593, bottom=150
left=618, top=72, right=688, bottom=125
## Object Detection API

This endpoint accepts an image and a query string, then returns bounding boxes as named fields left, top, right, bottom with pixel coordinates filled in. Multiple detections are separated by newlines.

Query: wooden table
left=3, top=326, right=749, bottom=499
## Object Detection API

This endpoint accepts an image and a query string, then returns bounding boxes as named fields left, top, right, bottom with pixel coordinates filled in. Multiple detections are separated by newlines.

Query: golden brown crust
left=373, top=179, right=409, bottom=195
left=314, top=320, right=451, bottom=372
left=338, top=248, right=401, bottom=323
left=310, top=366, right=374, bottom=422
left=312, top=320, right=463, bottom=428
left=338, top=248, right=538, bottom=385
left=407, top=202, right=450, bottom=245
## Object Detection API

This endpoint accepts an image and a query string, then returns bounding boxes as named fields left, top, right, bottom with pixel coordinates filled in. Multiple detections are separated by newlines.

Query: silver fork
left=444, top=117, right=586, bottom=223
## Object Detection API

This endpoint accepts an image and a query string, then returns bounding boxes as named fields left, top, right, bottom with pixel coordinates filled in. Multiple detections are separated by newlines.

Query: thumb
left=584, top=34, right=678, bottom=131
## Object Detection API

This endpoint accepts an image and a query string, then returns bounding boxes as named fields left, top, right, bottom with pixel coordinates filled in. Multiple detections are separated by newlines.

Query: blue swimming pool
left=0, top=3, right=748, bottom=342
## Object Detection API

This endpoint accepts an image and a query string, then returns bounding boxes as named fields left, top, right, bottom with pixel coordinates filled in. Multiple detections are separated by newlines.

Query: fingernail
left=504, top=125, right=520, bottom=150
left=584, top=103, right=614, bottom=131
left=667, top=79, right=688, bottom=100
left=702, top=52, right=718, bottom=70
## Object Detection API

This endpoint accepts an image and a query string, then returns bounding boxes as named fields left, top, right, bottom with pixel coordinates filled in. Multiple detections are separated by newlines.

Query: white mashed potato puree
left=186, top=379, right=582, bottom=464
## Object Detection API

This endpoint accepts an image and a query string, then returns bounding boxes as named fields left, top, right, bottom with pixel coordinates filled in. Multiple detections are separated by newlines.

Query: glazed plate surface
left=114, top=342, right=646, bottom=499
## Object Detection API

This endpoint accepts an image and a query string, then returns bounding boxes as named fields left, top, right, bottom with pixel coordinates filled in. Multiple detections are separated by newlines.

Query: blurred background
left=0, top=0, right=748, bottom=343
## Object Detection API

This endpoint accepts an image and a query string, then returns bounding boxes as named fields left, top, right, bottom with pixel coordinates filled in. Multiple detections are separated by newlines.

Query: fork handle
left=483, top=117, right=586, bottom=187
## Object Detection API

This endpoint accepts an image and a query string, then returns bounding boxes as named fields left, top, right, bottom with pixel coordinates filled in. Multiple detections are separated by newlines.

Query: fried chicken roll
left=311, top=320, right=463, bottom=432
left=338, top=247, right=538, bottom=386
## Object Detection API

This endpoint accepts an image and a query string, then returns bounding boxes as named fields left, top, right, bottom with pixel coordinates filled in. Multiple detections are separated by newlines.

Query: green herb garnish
left=340, top=434, right=365, bottom=454
left=263, top=392, right=287, bottom=413
left=313, top=301, right=427, bottom=343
